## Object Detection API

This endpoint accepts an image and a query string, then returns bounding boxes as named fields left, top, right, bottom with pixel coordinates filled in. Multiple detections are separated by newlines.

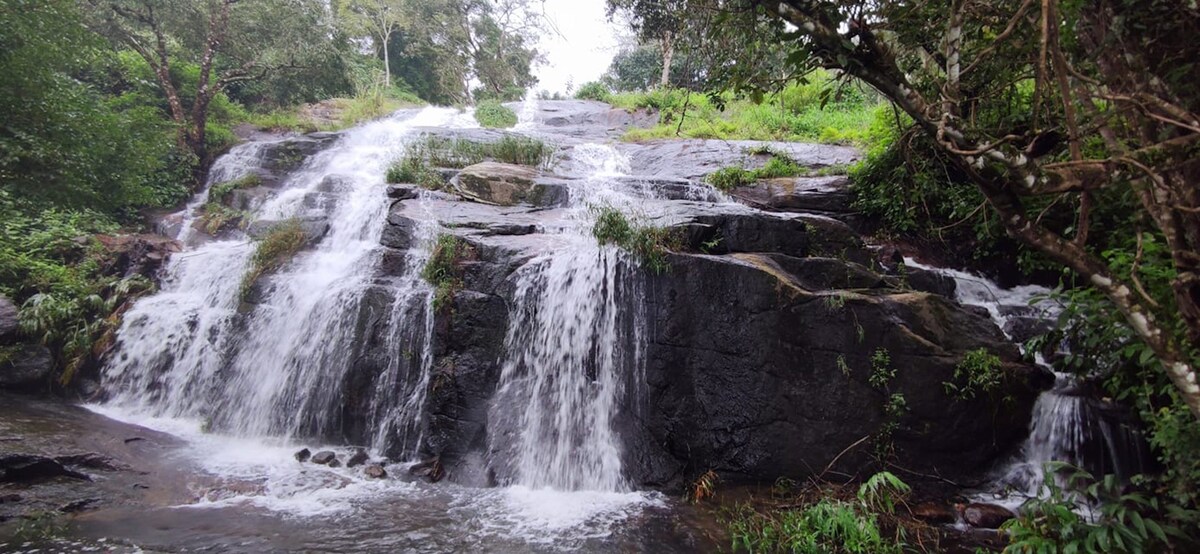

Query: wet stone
left=310, top=450, right=336, bottom=465
left=364, top=464, right=388, bottom=479
left=294, top=448, right=311, bottom=463
left=346, top=449, right=369, bottom=468
left=327, top=458, right=342, bottom=469
left=963, top=503, right=1015, bottom=529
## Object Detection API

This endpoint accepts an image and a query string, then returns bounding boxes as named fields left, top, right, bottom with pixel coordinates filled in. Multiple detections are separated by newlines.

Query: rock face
left=0, top=344, right=54, bottom=390
left=0, top=294, right=18, bottom=342
left=453, top=162, right=564, bottom=207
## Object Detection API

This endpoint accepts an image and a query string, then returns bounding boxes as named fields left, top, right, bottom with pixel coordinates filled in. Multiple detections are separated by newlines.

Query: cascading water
left=905, top=259, right=1151, bottom=506
left=103, top=107, right=476, bottom=455
left=488, top=143, right=650, bottom=492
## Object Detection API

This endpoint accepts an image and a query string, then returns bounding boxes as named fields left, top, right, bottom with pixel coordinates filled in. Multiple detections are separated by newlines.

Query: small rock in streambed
left=0, top=493, right=21, bottom=503
left=295, top=448, right=312, bottom=463
left=364, top=464, right=387, bottom=479
left=310, top=451, right=336, bottom=465
left=60, top=498, right=102, bottom=513
left=327, top=458, right=342, bottom=468
left=346, top=449, right=369, bottom=468
left=409, top=458, right=444, bottom=483
left=964, top=503, right=1015, bottom=529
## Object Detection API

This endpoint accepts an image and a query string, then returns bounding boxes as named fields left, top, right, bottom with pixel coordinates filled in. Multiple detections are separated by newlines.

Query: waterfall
left=905, top=258, right=1151, bottom=504
left=102, top=107, right=475, bottom=455
left=488, top=143, right=650, bottom=492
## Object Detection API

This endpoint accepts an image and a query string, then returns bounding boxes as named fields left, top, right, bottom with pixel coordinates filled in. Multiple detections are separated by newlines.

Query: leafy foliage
left=575, top=81, right=613, bottom=103
left=474, top=100, right=518, bottom=128
left=944, top=348, right=1004, bottom=401
left=727, top=472, right=910, bottom=554
left=1002, top=463, right=1192, bottom=553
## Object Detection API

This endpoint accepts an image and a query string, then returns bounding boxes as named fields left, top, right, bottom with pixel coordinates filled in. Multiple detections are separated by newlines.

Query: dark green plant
left=706, top=167, right=756, bottom=191
left=727, top=471, right=910, bottom=553
left=474, top=100, right=518, bottom=128
left=944, top=347, right=1004, bottom=400
left=706, top=151, right=810, bottom=191
left=868, top=348, right=895, bottom=390
left=575, top=81, right=613, bottom=102
left=591, top=206, right=680, bottom=274
left=1002, top=463, right=1193, bottom=554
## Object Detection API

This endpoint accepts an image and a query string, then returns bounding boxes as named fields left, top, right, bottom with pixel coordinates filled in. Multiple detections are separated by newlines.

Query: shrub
left=1002, top=463, right=1190, bottom=554
left=706, top=167, right=757, bottom=192
left=575, top=81, right=613, bottom=103
left=240, top=219, right=307, bottom=298
left=705, top=151, right=809, bottom=191
left=591, top=205, right=680, bottom=274
left=944, top=347, right=1004, bottom=400
left=474, top=100, right=517, bottom=128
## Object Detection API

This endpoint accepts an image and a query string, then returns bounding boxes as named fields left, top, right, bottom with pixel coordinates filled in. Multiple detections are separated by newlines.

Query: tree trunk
left=659, top=33, right=675, bottom=88
left=383, top=30, right=392, bottom=87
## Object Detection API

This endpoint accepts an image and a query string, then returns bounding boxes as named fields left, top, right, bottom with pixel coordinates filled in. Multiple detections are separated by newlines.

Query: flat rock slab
left=620, top=139, right=860, bottom=181
left=730, top=175, right=853, bottom=213
left=454, top=162, right=552, bottom=206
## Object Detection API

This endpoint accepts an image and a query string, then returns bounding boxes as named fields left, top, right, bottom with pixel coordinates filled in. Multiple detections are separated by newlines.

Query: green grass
left=198, top=203, right=249, bottom=235
left=240, top=219, right=308, bottom=298
left=474, top=100, right=518, bottom=128
left=388, top=135, right=556, bottom=190
left=245, top=88, right=425, bottom=133
left=208, top=173, right=262, bottom=205
left=705, top=151, right=810, bottom=192
left=421, top=234, right=474, bottom=309
left=591, top=206, right=680, bottom=274
left=611, top=72, right=884, bottom=145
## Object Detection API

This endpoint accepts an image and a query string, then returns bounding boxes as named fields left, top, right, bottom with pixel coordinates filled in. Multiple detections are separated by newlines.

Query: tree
left=674, top=0, right=1200, bottom=419
left=606, top=0, right=688, bottom=87
left=337, top=0, right=408, bottom=88
left=84, top=0, right=335, bottom=182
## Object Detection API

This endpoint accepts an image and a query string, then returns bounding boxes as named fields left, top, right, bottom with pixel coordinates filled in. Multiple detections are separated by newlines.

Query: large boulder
left=0, top=345, right=54, bottom=390
left=624, top=252, right=1047, bottom=489
left=246, top=216, right=330, bottom=245
left=453, top=163, right=565, bottom=207
left=0, top=294, right=17, bottom=344
left=729, top=175, right=854, bottom=214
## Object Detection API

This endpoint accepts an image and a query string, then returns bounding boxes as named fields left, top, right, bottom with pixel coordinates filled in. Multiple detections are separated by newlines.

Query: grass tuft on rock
left=474, top=100, right=518, bottom=128
left=240, top=219, right=308, bottom=299
left=421, top=234, right=474, bottom=309
left=388, top=135, right=555, bottom=189
left=208, top=173, right=263, bottom=205
left=705, top=151, right=810, bottom=192
left=591, top=206, right=680, bottom=274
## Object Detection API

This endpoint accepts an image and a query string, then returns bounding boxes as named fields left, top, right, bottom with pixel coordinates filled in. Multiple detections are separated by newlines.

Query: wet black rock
left=0, top=454, right=91, bottom=483
left=0, top=294, right=18, bottom=343
left=310, top=451, right=336, bottom=465
left=963, top=503, right=1015, bottom=528
left=59, top=497, right=102, bottom=513
left=729, top=176, right=854, bottom=215
left=294, top=448, right=312, bottom=463
left=409, top=458, right=445, bottom=483
left=364, top=464, right=388, bottom=479
left=0, top=345, right=54, bottom=390
left=386, top=184, right=420, bottom=200
left=327, top=458, right=342, bottom=468
left=0, top=493, right=21, bottom=503
left=346, top=449, right=369, bottom=468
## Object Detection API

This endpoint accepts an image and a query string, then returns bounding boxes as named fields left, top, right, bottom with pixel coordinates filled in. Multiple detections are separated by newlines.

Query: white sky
left=532, top=0, right=627, bottom=95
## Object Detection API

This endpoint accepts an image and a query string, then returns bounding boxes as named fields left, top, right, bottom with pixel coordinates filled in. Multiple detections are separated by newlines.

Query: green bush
left=706, top=167, right=757, bottom=192
left=575, top=81, right=613, bottom=103
left=944, top=348, right=1004, bottom=400
left=474, top=100, right=518, bottom=128
left=591, top=206, right=680, bottom=274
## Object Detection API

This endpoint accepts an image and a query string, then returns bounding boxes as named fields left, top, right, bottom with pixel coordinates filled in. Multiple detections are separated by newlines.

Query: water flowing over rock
left=80, top=100, right=1070, bottom=551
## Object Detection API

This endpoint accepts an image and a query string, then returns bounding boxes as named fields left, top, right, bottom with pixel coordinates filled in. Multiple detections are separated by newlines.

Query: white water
left=94, top=105, right=670, bottom=546
left=104, top=107, right=475, bottom=452
left=488, top=143, right=651, bottom=492
left=904, top=258, right=1148, bottom=509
